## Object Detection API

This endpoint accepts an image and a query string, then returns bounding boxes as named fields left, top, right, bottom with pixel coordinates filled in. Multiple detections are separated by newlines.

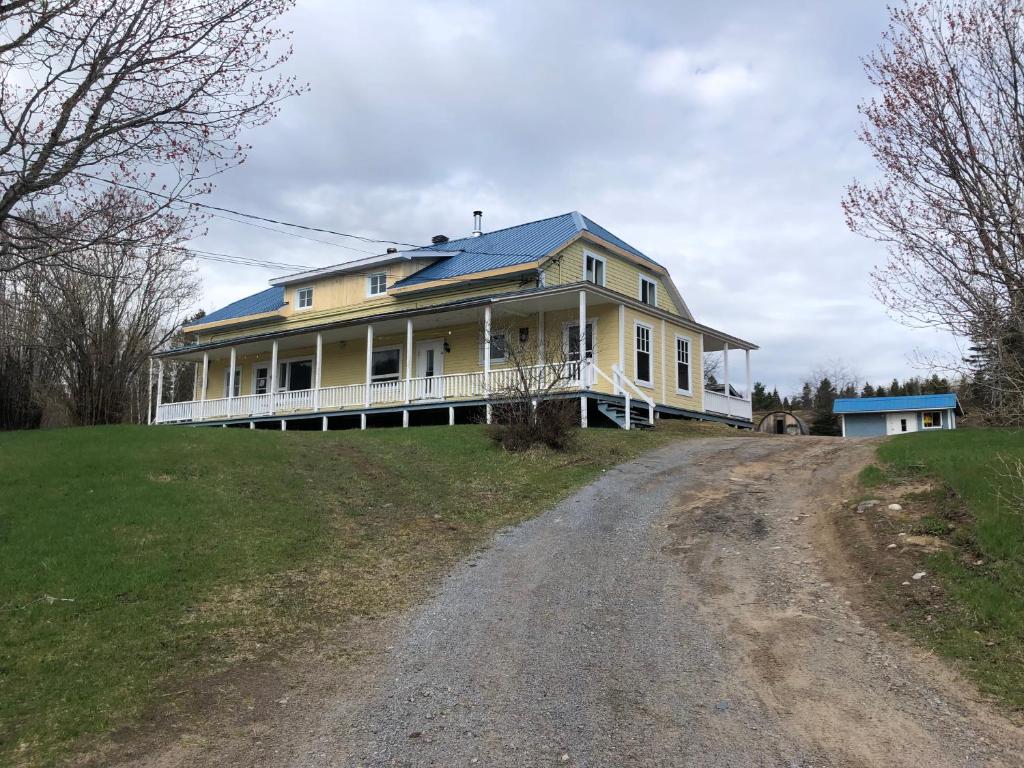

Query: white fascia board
left=270, top=249, right=453, bottom=286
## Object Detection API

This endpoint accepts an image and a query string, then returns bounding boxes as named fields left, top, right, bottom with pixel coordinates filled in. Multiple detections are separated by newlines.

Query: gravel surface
left=291, top=437, right=1024, bottom=768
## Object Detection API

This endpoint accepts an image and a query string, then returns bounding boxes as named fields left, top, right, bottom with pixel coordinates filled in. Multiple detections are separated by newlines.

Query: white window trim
left=366, top=272, right=388, bottom=298
left=633, top=320, right=654, bottom=389
left=674, top=334, right=692, bottom=395
left=560, top=318, right=599, bottom=360
left=583, top=250, right=607, bottom=287
left=276, top=355, right=314, bottom=391
left=639, top=274, right=657, bottom=307
left=479, top=331, right=509, bottom=366
left=251, top=361, right=273, bottom=395
left=295, top=286, right=314, bottom=311
left=921, top=410, right=944, bottom=430
left=370, top=344, right=403, bottom=382
left=223, top=367, right=241, bottom=398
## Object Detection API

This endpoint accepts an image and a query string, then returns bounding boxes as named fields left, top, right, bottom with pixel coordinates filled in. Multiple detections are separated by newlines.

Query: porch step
left=596, top=400, right=654, bottom=430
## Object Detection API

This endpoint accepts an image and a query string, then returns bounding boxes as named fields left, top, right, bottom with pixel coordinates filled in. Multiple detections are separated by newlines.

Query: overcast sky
left=192, top=0, right=961, bottom=396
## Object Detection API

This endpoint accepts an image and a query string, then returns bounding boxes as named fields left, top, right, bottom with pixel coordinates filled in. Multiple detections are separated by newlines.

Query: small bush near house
left=487, top=398, right=579, bottom=452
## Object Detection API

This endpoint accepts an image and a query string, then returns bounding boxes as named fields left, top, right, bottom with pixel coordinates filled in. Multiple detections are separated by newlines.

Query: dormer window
left=367, top=272, right=388, bottom=297
left=296, top=286, right=314, bottom=310
left=639, top=275, right=657, bottom=306
left=584, top=252, right=605, bottom=286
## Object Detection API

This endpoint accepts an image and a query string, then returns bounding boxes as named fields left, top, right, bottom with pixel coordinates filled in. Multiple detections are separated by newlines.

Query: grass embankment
left=0, top=421, right=722, bottom=765
left=859, top=428, right=1024, bottom=707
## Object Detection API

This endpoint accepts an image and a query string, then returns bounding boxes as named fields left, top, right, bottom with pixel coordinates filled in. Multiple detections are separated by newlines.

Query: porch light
left=443, top=341, right=451, bottom=353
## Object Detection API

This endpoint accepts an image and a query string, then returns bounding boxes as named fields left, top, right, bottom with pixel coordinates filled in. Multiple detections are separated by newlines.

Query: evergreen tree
left=751, top=381, right=770, bottom=411
left=800, top=382, right=813, bottom=409
left=770, top=388, right=783, bottom=408
left=875, top=384, right=887, bottom=397
left=810, top=377, right=840, bottom=435
left=889, top=378, right=902, bottom=396
left=862, top=382, right=876, bottom=397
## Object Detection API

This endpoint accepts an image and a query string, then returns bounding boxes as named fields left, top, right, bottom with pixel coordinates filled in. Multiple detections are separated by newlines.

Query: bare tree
left=0, top=0, right=302, bottom=274
left=15, top=190, right=199, bottom=425
left=483, top=320, right=583, bottom=450
left=844, top=0, right=1024, bottom=423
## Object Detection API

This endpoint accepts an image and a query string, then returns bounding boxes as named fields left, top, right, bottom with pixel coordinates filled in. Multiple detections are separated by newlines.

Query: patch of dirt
left=660, top=437, right=1024, bottom=766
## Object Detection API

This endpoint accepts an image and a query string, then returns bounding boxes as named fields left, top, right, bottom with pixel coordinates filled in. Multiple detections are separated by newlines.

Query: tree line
left=0, top=1, right=299, bottom=430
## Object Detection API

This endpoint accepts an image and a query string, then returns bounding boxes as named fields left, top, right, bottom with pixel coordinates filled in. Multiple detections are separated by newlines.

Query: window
left=565, top=321, right=595, bottom=361
left=223, top=368, right=241, bottom=397
left=296, top=286, right=314, bottom=310
left=253, top=364, right=270, bottom=395
left=584, top=252, right=606, bottom=286
left=635, top=323, right=652, bottom=386
left=371, top=348, right=401, bottom=381
left=278, top=359, right=312, bottom=391
left=675, top=336, right=691, bottom=393
left=923, top=411, right=943, bottom=429
left=367, top=272, right=387, bottom=296
left=640, top=275, right=657, bottom=306
left=485, top=332, right=507, bottom=364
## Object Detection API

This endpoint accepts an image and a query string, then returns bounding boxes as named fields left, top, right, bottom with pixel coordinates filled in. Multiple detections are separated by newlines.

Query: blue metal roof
left=394, top=211, right=661, bottom=288
left=195, top=285, right=285, bottom=326
left=833, top=393, right=962, bottom=415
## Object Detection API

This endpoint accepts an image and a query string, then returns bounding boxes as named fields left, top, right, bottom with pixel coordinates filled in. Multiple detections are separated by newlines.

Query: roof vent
left=431, top=234, right=449, bottom=244
left=386, top=247, right=398, bottom=253
left=472, top=210, right=483, bottom=237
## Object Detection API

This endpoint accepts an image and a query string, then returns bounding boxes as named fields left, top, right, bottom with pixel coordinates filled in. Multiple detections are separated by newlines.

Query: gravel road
left=287, top=437, right=1024, bottom=767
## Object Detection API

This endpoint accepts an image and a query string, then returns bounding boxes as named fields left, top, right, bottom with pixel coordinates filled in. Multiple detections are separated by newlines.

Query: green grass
left=0, top=421, right=720, bottom=765
left=873, top=428, right=1024, bottom=707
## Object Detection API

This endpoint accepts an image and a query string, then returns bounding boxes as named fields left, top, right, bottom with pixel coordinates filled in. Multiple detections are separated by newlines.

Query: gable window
left=584, top=252, right=606, bottom=286
left=367, top=272, right=388, bottom=297
left=640, top=275, right=657, bottom=306
left=675, top=336, right=691, bottom=393
left=371, top=348, right=401, bottom=381
left=634, top=323, right=653, bottom=387
left=922, top=410, right=943, bottom=429
left=223, top=368, right=241, bottom=397
left=296, top=286, right=314, bottom=310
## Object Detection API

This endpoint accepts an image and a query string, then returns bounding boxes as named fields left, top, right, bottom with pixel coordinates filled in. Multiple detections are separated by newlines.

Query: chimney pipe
left=472, top=210, right=483, bottom=237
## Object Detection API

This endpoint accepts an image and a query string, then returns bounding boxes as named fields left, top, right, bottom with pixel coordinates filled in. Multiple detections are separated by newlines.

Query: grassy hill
left=861, top=429, right=1024, bottom=707
left=0, top=421, right=721, bottom=766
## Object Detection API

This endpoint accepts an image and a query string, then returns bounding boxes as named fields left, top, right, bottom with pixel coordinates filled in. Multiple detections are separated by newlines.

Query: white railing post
left=147, top=358, right=154, bottom=424
left=314, top=332, right=323, bottom=411
left=405, top=318, right=413, bottom=404
left=624, top=391, right=631, bottom=430
left=365, top=324, right=373, bottom=408
left=269, top=340, right=279, bottom=413
left=538, top=310, right=545, bottom=367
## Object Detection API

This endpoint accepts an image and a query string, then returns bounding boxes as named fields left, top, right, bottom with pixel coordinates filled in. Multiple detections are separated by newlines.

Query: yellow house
left=152, top=211, right=756, bottom=430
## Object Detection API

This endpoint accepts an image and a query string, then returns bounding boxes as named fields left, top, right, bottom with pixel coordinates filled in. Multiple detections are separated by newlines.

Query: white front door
left=886, top=412, right=918, bottom=435
left=415, top=340, right=445, bottom=399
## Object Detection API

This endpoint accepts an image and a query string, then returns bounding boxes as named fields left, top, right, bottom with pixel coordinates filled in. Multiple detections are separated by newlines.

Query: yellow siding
left=197, top=278, right=532, bottom=345
left=543, top=240, right=681, bottom=315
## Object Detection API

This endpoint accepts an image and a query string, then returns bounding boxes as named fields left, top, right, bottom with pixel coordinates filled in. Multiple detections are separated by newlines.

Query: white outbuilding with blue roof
left=833, top=394, right=963, bottom=437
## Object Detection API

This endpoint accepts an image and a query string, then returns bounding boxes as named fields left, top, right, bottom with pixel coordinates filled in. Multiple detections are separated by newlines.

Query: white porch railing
left=704, top=390, right=753, bottom=421
left=153, top=362, right=588, bottom=424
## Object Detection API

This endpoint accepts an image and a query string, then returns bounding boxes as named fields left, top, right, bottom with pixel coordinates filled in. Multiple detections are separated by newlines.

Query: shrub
left=486, top=397, right=578, bottom=452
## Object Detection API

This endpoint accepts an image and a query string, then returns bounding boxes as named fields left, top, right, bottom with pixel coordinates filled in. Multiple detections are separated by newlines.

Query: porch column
left=270, top=341, right=279, bottom=393
left=365, top=324, right=373, bottom=410
left=228, top=347, right=236, bottom=414
left=722, top=343, right=730, bottom=417
left=200, top=352, right=208, bottom=401
left=156, top=358, right=165, bottom=413
left=147, top=358, right=153, bottom=425
left=744, top=348, right=752, bottom=401
left=617, top=303, right=625, bottom=392
left=579, top=290, right=587, bottom=428
left=660, top=319, right=667, bottom=404
left=314, top=332, right=323, bottom=410
left=579, top=291, right=587, bottom=382
left=484, top=305, right=492, bottom=424
left=405, top=318, right=413, bottom=404
left=538, top=310, right=545, bottom=367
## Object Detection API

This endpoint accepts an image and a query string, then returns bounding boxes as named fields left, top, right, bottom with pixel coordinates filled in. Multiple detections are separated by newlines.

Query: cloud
left=638, top=47, right=760, bottom=106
